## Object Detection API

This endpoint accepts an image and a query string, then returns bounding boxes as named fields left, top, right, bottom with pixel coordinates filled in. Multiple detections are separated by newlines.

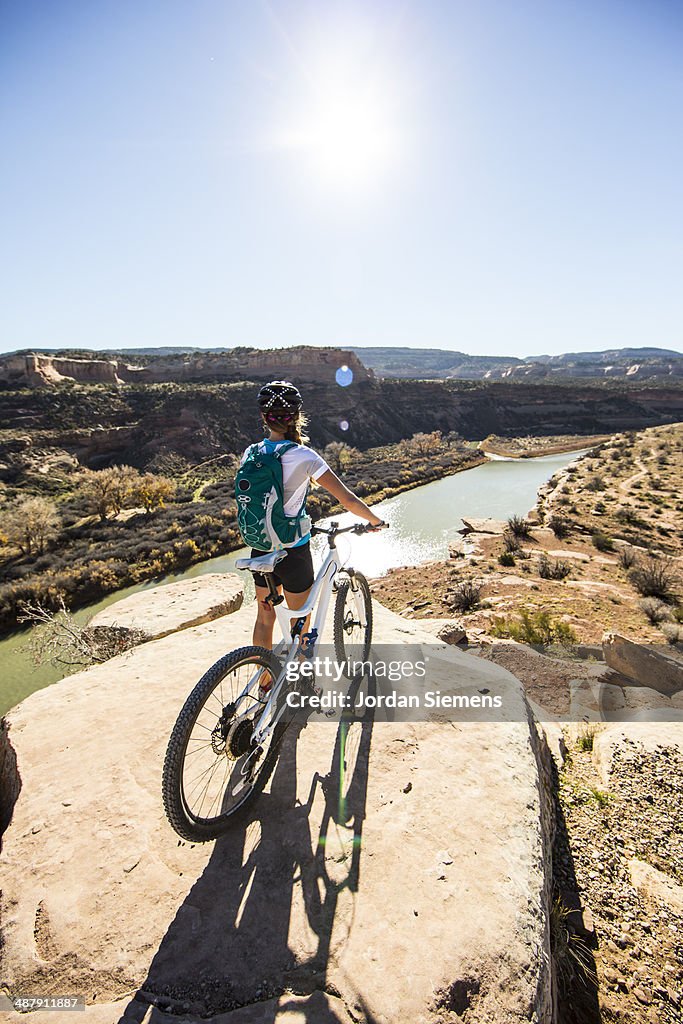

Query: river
left=0, top=449, right=585, bottom=715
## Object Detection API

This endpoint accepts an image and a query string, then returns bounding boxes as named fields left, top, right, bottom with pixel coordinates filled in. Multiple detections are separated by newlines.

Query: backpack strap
left=269, top=441, right=297, bottom=459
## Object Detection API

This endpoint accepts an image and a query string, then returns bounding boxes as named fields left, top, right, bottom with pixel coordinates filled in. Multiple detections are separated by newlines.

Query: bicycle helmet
left=257, top=381, right=303, bottom=414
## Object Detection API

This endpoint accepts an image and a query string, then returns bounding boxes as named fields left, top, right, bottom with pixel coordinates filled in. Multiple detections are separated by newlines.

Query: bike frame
left=234, top=525, right=367, bottom=758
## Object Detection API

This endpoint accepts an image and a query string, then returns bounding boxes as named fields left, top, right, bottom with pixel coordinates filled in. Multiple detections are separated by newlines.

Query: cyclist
left=241, top=380, right=384, bottom=654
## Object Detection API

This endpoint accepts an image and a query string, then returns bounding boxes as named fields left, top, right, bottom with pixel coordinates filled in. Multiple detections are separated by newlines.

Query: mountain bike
left=162, top=520, right=385, bottom=842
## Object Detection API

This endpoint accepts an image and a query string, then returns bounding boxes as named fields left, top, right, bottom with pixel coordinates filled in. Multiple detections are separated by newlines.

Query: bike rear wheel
left=333, top=571, right=373, bottom=673
left=162, top=645, right=284, bottom=841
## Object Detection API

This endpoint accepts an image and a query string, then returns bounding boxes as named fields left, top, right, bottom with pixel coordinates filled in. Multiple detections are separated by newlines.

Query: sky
left=1, top=0, right=682, bottom=358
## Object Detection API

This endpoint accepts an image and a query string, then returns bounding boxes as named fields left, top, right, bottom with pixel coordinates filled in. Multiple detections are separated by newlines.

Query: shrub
left=448, top=580, right=482, bottom=612
left=507, top=515, right=532, bottom=539
left=538, top=554, right=571, bottom=580
left=629, top=556, right=679, bottom=602
left=490, top=609, right=577, bottom=645
left=548, top=515, right=570, bottom=539
left=661, top=623, right=683, bottom=644
left=638, top=597, right=671, bottom=625
left=586, top=476, right=606, bottom=492
left=591, top=531, right=615, bottom=552
left=503, top=529, right=522, bottom=553
left=577, top=724, right=597, bottom=752
left=498, top=551, right=516, bottom=567
left=616, top=507, right=647, bottom=527
left=618, top=546, right=637, bottom=570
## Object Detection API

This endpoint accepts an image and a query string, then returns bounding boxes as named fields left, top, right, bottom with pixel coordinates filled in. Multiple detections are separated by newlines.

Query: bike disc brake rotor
left=224, top=719, right=255, bottom=760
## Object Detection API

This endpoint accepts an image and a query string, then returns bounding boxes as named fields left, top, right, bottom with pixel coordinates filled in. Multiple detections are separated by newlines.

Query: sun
left=296, top=74, right=397, bottom=188
left=267, top=32, right=405, bottom=194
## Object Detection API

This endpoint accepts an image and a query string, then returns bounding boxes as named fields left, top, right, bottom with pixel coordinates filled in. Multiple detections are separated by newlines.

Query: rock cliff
left=0, top=348, right=372, bottom=389
left=1, top=375, right=682, bottom=472
left=0, top=590, right=555, bottom=1024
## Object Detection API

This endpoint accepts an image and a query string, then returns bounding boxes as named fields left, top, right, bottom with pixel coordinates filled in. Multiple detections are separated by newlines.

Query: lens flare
left=339, top=419, right=350, bottom=431
left=335, top=364, right=353, bottom=387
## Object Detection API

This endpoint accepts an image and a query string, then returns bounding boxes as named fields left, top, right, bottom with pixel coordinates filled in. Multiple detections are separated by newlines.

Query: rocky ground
left=371, top=422, right=683, bottom=646
left=369, top=421, right=683, bottom=1022
left=554, top=735, right=683, bottom=1024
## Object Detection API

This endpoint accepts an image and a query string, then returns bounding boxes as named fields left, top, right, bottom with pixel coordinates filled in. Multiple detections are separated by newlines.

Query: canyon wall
left=0, top=348, right=372, bottom=389
left=1, top=377, right=682, bottom=470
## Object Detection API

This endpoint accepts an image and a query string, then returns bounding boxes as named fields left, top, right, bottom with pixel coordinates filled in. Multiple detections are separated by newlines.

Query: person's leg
left=283, top=586, right=312, bottom=643
left=253, top=584, right=278, bottom=648
left=280, top=544, right=315, bottom=645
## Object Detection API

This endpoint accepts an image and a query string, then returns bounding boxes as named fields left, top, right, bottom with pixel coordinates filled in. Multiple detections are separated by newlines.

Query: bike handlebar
left=311, top=520, right=389, bottom=537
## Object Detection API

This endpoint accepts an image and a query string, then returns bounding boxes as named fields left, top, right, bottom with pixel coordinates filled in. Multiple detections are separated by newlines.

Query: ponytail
left=262, top=410, right=309, bottom=445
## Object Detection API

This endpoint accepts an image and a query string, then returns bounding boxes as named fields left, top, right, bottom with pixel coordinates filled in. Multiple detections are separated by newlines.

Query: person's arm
left=315, top=469, right=384, bottom=527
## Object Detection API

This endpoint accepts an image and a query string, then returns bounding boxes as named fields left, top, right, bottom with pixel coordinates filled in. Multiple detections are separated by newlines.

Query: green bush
left=490, top=609, right=577, bottom=645
left=498, top=551, right=516, bottom=567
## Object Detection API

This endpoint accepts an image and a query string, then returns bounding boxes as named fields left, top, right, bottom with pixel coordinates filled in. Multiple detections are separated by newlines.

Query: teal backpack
left=234, top=442, right=310, bottom=551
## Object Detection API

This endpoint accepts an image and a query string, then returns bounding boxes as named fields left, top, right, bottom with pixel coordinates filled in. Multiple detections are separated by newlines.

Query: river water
left=0, top=449, right=585, bottom=715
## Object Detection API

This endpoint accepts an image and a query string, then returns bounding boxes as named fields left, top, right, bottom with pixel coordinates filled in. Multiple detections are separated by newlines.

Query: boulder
left=602, top=633, right=683, bottom=696
left=628, top=859, right=683, bottom=916
left=448, top=536, right=467, bottom=558
left=459, top=518, right=508, bottom=536
left=88, top=574, right=244, bottom=642
left=0, top=600, right=554, bottom=1024
left=436, top=621, right=467, bottom=645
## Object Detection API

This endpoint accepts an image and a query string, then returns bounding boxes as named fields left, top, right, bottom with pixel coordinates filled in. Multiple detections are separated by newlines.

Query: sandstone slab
left=88, top=574, right=244, bottom=641
left=603, top=633, right=683, bottom=696
left=628, top=859, right=683, bottom=916
left=459, top=517, right=508, bottom=535
left=1, top=600, right=552, bottom=1024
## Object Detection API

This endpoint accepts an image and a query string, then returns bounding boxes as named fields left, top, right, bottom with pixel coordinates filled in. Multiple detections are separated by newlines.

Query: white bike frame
left=233, top=530, right=367, bottom=763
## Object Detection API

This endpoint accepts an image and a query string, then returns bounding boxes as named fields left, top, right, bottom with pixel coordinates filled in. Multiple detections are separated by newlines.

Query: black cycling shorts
left=251, top=542, right=314, bottom=594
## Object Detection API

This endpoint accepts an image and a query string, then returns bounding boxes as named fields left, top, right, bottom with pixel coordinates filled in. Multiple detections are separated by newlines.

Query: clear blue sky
left=1, top=0, right=681, bottom=357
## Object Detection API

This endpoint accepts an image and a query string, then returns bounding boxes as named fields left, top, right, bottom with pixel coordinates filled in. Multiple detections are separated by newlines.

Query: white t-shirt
left=240, top=440, right=330, bottom=516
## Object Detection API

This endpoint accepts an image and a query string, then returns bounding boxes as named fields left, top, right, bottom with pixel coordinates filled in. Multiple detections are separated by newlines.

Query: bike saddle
left=235, top=550, right=288, bottom=573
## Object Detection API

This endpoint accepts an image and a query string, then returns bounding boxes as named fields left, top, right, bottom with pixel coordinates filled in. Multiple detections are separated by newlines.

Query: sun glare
left=265, top=19, right=407, bottom=195
left=295, top=73, right=398, bottom=188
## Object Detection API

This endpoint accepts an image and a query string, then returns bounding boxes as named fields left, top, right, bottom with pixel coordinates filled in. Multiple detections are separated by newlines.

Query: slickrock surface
left=1, top=600, right=552, bottom=1024
left=88, top=574, right=244, bottom=641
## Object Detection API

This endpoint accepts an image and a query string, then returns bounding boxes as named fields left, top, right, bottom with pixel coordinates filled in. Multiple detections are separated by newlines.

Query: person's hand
left=366, top=519, right=388, bottom=531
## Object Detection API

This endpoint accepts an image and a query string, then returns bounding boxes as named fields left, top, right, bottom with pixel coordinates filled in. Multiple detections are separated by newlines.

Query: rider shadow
left=121, top=673, right=380, bottom=1024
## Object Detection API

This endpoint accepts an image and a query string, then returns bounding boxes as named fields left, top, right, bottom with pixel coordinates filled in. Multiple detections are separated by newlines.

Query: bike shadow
left=120, top=673, right=380, bottom=1024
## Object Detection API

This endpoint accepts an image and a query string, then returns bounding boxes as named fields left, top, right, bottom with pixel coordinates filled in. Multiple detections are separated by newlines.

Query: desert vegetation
left=373, top=422, right=683, bottom=645
left=0, top=428, right=480, bottom=632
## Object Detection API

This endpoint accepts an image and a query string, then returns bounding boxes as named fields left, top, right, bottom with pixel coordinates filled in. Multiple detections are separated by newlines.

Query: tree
left=2, top=495, right=61, bottom=555
left=81, top=466, right=141, bottom=520
left=134, top=473, right=176, bottom=514
left=408, top=431, right=443, bottom=456
left=323, top=442, right=355, bottom=474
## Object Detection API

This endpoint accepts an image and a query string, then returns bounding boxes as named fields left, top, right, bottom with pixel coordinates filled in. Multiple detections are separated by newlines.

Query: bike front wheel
left=162, top=645, right=284, bottom=842
left=333, top=571, right=373, bottom=673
